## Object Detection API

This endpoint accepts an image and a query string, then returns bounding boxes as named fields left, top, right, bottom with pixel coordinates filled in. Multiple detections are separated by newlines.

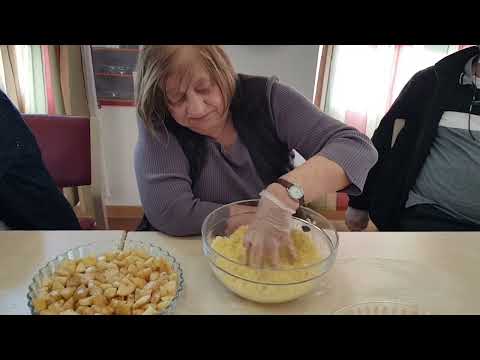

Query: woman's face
left=166, top=61, right=228, bottom=138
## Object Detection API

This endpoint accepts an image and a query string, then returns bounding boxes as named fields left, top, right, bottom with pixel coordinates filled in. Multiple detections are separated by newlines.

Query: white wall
left=94, top=45, right=321, bottom=206
left=100, top=107, right=140, bottom=205
left=224, top=45, right=320, bottom=100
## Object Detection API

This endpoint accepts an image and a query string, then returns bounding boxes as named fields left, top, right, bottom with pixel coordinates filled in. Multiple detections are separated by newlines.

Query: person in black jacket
left=0, top=89, right=81, bottom=230
left=346, top=45, right=480, bottom=231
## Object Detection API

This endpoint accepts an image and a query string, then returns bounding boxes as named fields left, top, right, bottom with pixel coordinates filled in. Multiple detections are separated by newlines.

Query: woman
left=134, top=45, right=378, bottom=267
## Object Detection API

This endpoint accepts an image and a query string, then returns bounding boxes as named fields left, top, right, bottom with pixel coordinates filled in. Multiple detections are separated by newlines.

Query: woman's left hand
left=244, top=187, right=298, bottom=268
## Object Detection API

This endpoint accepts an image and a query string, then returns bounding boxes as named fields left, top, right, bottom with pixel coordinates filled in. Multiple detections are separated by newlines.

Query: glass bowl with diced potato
left=201, top=200, right=339, bottom=304
left=26, top=240, right=184, bottom=315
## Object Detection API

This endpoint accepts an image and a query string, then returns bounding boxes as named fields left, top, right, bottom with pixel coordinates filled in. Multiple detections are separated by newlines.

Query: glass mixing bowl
left=201, top=200, right=339, bottom=303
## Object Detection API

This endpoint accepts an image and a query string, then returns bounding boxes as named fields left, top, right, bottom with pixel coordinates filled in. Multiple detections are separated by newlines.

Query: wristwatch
left=274, top=178, right=305, bottom=207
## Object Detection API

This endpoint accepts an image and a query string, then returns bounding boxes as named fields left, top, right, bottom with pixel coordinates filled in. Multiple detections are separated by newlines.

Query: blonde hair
left=135, top=45, right=237, bottom=134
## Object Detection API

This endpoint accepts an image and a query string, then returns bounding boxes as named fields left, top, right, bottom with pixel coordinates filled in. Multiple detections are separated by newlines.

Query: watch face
left=288, top=185, right=304, bottom=200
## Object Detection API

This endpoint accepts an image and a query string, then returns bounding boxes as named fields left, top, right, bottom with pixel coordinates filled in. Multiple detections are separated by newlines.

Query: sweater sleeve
left=134, top=119, right=222, bottom=236
left=270, top=82, right=378, bottom=195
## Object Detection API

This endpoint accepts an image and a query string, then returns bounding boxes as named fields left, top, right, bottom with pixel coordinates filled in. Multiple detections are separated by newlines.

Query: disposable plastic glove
left=244, top=190, right=297, bottom=268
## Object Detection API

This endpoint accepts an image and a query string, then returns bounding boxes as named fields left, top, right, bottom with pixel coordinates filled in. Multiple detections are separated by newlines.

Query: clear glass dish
left=26, top=240, right=184, bottom=315
left=333, top=301, right=429, bottom=315
left=201, top=199, right=339, bottom=304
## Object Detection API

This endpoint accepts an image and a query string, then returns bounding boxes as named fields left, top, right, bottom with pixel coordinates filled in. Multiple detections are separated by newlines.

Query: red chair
left=22, top=114, right=96, bottom=230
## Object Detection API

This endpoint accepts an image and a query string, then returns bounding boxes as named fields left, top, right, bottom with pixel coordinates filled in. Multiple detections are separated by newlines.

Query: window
left=321, top=45, right=463, bottom=137
left=314, top=45, right=471, bottom=211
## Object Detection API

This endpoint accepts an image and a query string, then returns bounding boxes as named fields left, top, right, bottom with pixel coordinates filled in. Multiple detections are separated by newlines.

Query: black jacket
left=0, top=90, right=80, bottom=230
left=349, top=46, right=480, bottom=230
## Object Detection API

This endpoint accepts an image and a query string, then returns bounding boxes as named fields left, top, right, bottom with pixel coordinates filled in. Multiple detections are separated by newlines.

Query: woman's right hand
left=345, top=206, right=369, bottom=231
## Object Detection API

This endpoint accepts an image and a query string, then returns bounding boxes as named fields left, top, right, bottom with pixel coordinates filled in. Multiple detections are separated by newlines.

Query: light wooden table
left=125, top=231, right=480, bottom=314
left=0, top=231, right=126, bottom=315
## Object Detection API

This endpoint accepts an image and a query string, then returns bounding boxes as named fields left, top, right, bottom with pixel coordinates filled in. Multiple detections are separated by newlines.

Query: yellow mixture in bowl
left=210, top=225, right=325, bottom=303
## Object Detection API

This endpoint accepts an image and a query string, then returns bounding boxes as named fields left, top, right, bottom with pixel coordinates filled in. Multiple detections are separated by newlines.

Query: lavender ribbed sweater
left=134, top=81, right=378, bottom=236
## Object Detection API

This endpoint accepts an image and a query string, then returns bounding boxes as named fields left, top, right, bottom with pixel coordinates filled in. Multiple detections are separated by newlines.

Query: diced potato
left=133, top=294, right=151, bottom=309
left=48, top=300, right=64, bottom=314
left=126, top=294, right=135, bottom=306
left=127, top=264, right=138, bottom=274
left=38, top=288, right=50, bottom=299
left=76, top=262, right=86, bottom=273
left=144, top=257, right=154, bottom=267
left=52, top=281, right=65, bottom=291
left=35, top=248, right=178, bottom=316
left=95, top=273, right=107, bottom=283
left=104, top=287, right=117, bottom=299
left=131, top=277, right=147, bottom=289
left=105, top=268, right=119, bottom=278
left=49, top=290, right=62, bottom=302
left=62, top=260, right=77, bottom=274
left=114, top=259, right=127, bottom=267
left=99, top=283, right=113, bottom=291
left=149, top=271, right=160, bottom=282
left=40, top=310, right=57, bottom=315
left=41, top=278, right=53, bottom=289
left=117, top=283, right=135, bottom=297
left=150, top=291, right=162, bottom=304
left=33, top=297, right=48, bottom=312
left=55, top=269, right=71, bottom=277
left=78, top=296, right=94, bottom=306
left=114, top=303, right=132, bottom=315
left=85, top=266, right=97, bottom=274
left=92, top=294, right=107, bottom=307
left=142, top=305, right=158, bottom=315
left=74, top=286, right=89, bottom=300
left=60, top=287, right=75, bottom=300
left=91, top=305, right=111, bottom=315
left=156, top=301, right=169, bottom=312
left=125, top=255, right=137, bottom=266
left=96, top=261, right=109, bottom=271
left=163, top=280, right=177, bottom=296
left=134, top=250, right=149, bottom=259
left=105, top=252, right=115, bottom=262
left=82, top=306, right=95, bottom=315
left=89, top=287, right=103, bottom=297
left=144, top=280, right=160, bottom=291
left=137, top=267, right=152, bottom=281
left=83, top=256, right=97, bottom=266
left=81, top=273, right=96, bottom=283
left=116, top=251, right=131, bottom=260
left=63, top=297, right=74, bottom=310
left=60, top=309, right=80, bottom=315
left=66, top=274, right=82, bottom=288
left=135, top=287, right=152, bottom=301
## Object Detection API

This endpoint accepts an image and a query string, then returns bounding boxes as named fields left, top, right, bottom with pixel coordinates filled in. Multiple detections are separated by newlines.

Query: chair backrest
left=22, top=114, right=91, bottom=188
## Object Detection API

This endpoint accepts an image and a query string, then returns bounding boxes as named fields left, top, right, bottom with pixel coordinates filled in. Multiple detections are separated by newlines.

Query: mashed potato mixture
left=210, top=225, right=325, bottom=303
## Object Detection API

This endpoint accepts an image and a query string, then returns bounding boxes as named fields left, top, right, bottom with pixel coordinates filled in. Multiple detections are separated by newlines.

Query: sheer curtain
left=0, top=45, right=94, bottom=221
left=14, top=45, right=47, bottom=114
left=320, top=45, right=470, bottom=211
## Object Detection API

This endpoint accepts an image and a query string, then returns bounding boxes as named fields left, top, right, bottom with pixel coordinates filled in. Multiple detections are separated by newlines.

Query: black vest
left=164, top=73, right=294, bottom=186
